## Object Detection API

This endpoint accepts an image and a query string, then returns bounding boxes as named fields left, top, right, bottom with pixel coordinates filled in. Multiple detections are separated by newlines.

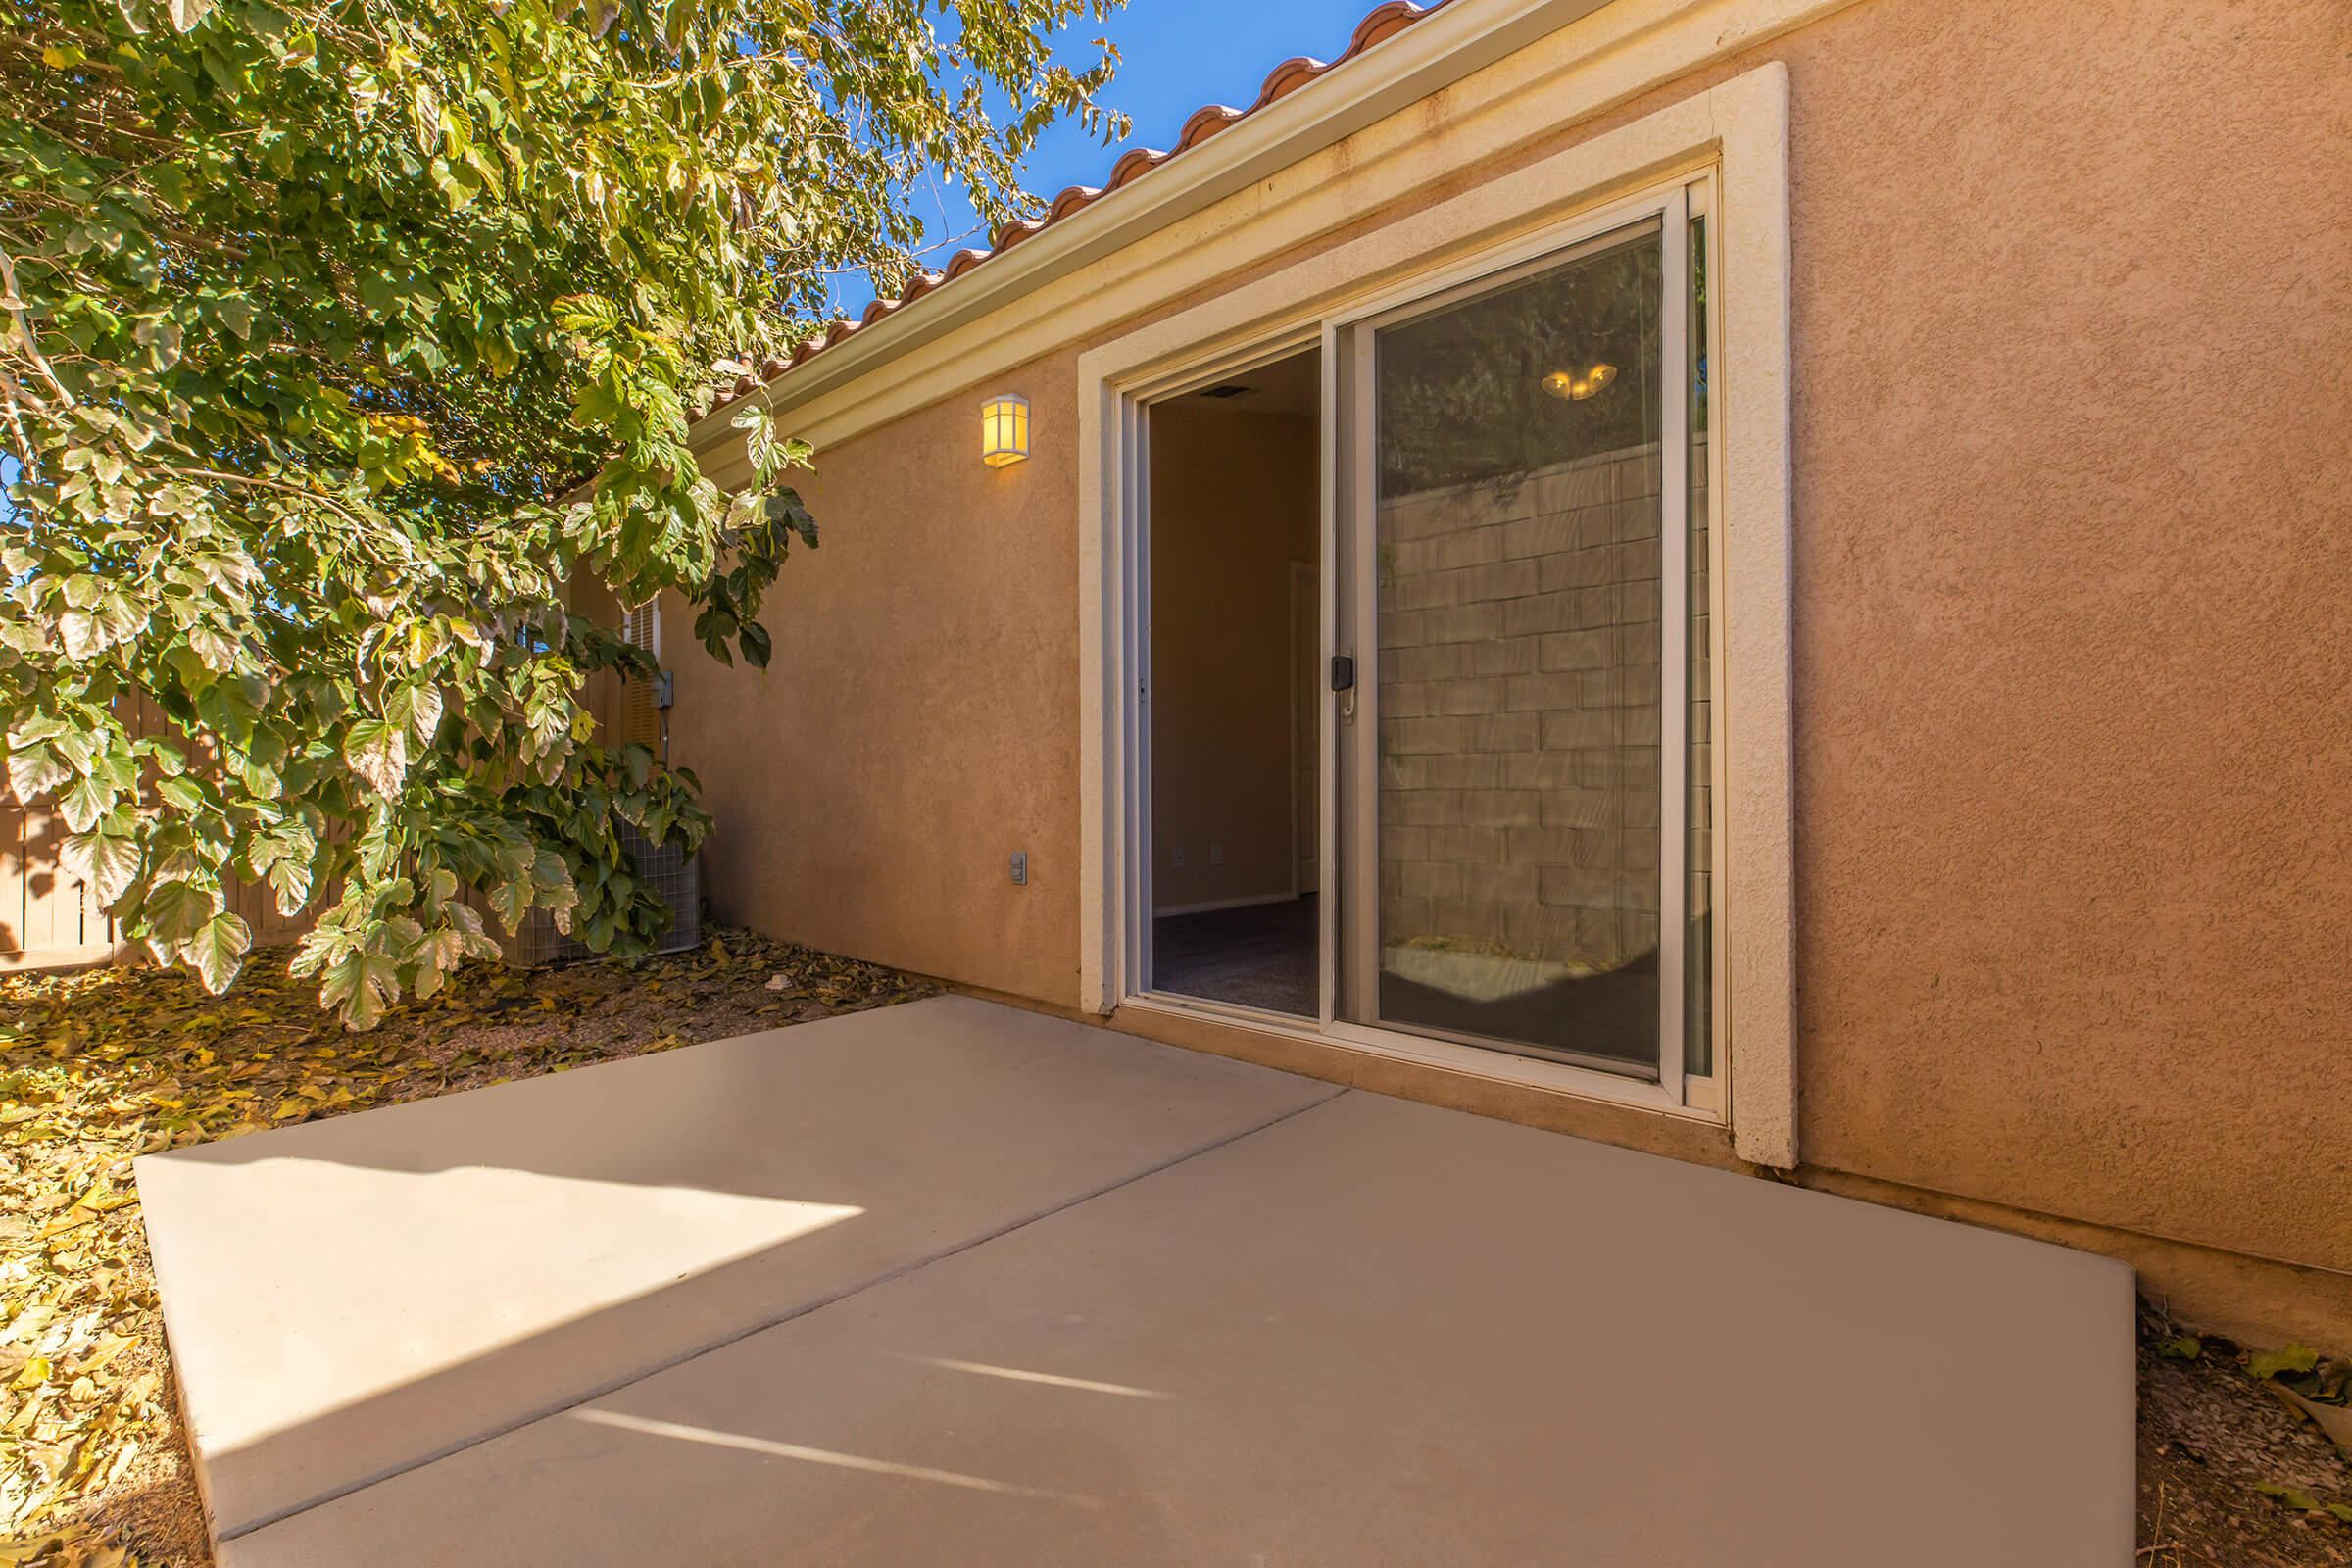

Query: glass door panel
left=1341, top=220, right=1675, bottom=1076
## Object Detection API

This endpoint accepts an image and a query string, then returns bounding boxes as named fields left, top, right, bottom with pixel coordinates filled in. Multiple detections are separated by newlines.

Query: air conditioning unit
left=501, top=819, right=702, bottom=967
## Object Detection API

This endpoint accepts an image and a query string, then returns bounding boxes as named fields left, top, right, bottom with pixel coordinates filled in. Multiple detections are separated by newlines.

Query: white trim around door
left=1079, top=64, right=1794, bottom=1166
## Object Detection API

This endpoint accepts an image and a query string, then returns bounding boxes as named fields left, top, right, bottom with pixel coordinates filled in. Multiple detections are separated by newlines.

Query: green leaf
left=386, top=682, right=445, bottom=748
left=58, top=610, right=103, bottom=662
left=58, top=772, right=115, bottom=834
left=187, top=622, right=238, bottom=672
left=344, top=719, right=409, bottom=797
left=60, top=829, right=142, bottom=906
left=7, top=744, right=72, bottom=801
left=9, top=713, right=69, bottom=746
left=188, top=910, right=253, bottom=994
left=158, top=775, right=207, bottom=815
left=213, top=293, right=256, bottom=340
left=318, top=949, right=399, bottom=1030
left=266, top=852, right=313, bottom=917
left=139, top=877, right=215, bottom=946
left=2154, top=1336, right=2202, bottom=1361
left=0, top=0, right=1116, bottom=1024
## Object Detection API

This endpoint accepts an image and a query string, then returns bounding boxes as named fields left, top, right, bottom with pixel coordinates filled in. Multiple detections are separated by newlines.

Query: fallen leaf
left=2269, top=1382, right=2352, bottom=1459
left=2248, top=1343, right=2322, bottom=1381
left=2255, top=1479, right=2321, bottom=1512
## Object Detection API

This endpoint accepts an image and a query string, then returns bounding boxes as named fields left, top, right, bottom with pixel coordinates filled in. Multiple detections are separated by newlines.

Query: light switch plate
left=1009, top=851, right=1027, bottom=886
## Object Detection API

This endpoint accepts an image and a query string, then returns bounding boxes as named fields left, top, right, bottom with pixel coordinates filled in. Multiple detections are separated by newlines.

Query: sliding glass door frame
left=1119, top=330, right=1326, bottom=1011
left=1116, top=171, right=1725, bottom=1119
left=1323, top=188, right=1695, bottom=1100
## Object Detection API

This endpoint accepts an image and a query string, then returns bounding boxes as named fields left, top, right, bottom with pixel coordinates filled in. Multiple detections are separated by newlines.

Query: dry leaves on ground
left=9, top=932, right=2350, bottom=1568
left=0, top=929, right=932, bottom=1567
left=2140, top=1302, right=2352, bottom=1567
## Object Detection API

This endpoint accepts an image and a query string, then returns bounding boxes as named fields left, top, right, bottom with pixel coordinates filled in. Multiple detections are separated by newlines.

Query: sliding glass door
left=1331, top=188, right=1709, bottom=1089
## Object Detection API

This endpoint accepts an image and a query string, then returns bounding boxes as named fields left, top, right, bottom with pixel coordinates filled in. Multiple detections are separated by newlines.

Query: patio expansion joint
left=213, top=1080, right=1355, bottom=1545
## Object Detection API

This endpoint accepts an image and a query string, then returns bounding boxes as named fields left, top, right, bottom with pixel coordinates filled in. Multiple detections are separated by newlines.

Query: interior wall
left=1148, top=400, right=1319, bottom=912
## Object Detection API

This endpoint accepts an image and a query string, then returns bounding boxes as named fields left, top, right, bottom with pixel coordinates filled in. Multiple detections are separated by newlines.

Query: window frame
left=1079, top=65, right=1792, bottom=1161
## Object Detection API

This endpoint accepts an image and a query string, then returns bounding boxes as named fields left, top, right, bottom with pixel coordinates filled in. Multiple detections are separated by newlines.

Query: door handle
left=1332, top=654, right=1356, bottom=723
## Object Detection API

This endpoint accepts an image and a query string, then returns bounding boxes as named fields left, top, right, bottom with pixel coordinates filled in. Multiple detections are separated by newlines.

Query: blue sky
left=829, top=0, right=1384, bottom=318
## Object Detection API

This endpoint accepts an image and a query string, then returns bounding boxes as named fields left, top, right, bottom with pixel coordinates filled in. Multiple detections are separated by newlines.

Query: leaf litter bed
left=2138, top=1303, right=2352, bottom=1567
left=3, top=942, right=2350, bottom=1566
left=0, top=929, right=933, bottom=1567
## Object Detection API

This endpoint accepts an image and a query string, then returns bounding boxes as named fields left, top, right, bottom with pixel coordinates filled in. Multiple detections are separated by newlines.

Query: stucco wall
left=1771, top=0, right=2352, bottom=1294
left=662, top=352, right=1085, bottom=1007
left=666, top=0, right=2352, bottom=1336
left=1147, top=404, right=1318, bottom=912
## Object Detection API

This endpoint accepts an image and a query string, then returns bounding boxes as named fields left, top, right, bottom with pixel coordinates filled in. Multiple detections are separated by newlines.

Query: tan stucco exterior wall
left=666, top=0, right=2352, bottom=1342
left=1147, top=403, right=1318, bottom=912
left=1764, top=0, right=2351, bottom=1321
left=662, top=352, right=1087, bottom=1007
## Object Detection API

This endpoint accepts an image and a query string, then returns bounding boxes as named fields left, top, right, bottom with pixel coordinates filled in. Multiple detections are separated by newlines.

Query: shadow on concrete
left=212, top=1086, right=2139, bottom=1568
left=135, top=995, right=1340, bottom=1544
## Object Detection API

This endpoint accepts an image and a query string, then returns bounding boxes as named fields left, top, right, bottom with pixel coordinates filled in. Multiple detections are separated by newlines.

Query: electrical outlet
left=1009, top=851, right=1027, bottom=886
left=1209, top=842, right=1223, bottom=865
left=1171, top=845, right=1186, bottom=868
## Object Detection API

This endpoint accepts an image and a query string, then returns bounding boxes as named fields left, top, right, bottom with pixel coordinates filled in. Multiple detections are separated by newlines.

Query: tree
left=0, top=0, right=1124, bottom=1024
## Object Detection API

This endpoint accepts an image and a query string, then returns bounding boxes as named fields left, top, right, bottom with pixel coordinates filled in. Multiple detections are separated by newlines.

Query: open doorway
left=1147, top=347, right=1320, bottom=1017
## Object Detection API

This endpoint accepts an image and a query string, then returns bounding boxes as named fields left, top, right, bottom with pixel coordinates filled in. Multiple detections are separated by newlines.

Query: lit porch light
left=981, top=394, right=1031, bottom=467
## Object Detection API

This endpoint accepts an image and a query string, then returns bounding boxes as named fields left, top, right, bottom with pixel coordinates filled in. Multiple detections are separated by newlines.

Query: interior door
left=1332, top=208, right=1689, bottom=1083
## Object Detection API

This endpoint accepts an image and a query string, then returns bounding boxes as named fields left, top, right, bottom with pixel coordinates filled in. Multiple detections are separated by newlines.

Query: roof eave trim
left=689, top=0, right=1618, bottom=450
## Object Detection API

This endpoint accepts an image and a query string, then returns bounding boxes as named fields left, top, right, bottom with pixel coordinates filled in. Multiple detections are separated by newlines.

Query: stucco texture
left=663, top=350, right=1086, bottom=1008
left=1774, top=0, right=2352, bottom=1280
left=665, top=0, right=2352, bottom=1329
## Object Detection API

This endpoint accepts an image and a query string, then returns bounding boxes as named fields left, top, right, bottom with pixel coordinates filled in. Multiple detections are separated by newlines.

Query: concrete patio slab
left=218, top=1088, right=2134, bottom=1567
left=135, top=995, right=1338, bottom=1539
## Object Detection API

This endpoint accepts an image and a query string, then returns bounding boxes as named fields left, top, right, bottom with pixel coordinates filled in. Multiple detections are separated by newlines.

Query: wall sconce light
left=1542, top=364, right=1618, bottom=401
left=981, top=394, right=1030, bottom=467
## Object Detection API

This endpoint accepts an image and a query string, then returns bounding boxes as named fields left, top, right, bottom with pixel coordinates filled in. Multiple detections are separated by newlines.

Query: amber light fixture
left=981, top=394, right=1031, bottom=467
left=1542, top=364, right=1618, bottom=401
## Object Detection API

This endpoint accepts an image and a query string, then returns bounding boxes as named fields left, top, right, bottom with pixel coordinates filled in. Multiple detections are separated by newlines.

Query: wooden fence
left=1, top=695, right=312, bottom=971
left=5, top=598, right=657, bottom=971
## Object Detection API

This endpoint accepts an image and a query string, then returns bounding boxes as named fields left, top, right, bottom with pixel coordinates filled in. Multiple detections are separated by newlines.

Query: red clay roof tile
left=709, top=0, right=1454, bottom=418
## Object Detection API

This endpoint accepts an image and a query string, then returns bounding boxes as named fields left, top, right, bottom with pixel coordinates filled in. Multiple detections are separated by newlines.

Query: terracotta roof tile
left=709, top=0, right=1454, bottom=416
